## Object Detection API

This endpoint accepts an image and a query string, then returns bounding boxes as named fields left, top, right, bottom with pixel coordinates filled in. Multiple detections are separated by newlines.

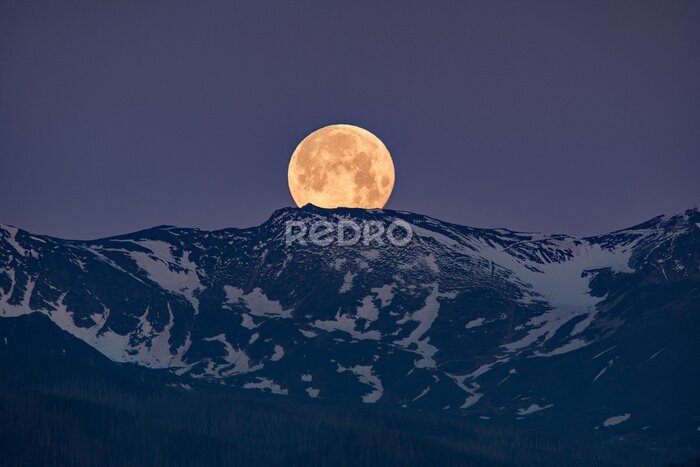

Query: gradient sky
left=1, top=1, right=699, bottom=239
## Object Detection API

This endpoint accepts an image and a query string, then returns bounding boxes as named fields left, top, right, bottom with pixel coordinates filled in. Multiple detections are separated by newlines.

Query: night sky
left=1, top=1, right=698, bottom=239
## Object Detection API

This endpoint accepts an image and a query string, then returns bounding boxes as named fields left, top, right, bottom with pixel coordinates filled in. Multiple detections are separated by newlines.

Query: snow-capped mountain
left=1, top=206, right=699, bottom=441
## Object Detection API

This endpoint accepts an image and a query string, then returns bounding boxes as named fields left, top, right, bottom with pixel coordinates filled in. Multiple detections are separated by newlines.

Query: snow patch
left=225, top=286, right=291, bottom=318
left=299, top=329, right=317, bottom=338
left=356, top=295, right=379, bottom=324
left=203, top=334, right=261, bottom=376
left=372, top=284, right=394, bottom=307
left=469, top=236, right=639, bottom=356
left=446, top=372, right=483, bottom=409
left=603, top=413, right=631, bottom=427
left=313, top=312, right=381, bottom=340
left=517, top=403, right=554, bottom=416
left=339, top=271, right=355, bottom=293
left=465, top=318, right=485, bottom=329
left=593, top=358, right=615, bottom=382
left=244, top=377, right=288, bottom=395
left=270, top=345, right=284, bottom=362
left=533, top=338, right=589, bottom=357
left=2, top=226, right=27, bottom=256
left=337, top=364, right=383, bottom=403
left=395, top=285, right=457, bottom=368
left=130, top=241, right=202, bottom=312
left=412, top=387, right=431, bottom=402
left=423, top=254, right=440, bottom=273
left=647, top=347, right=666, bottom=361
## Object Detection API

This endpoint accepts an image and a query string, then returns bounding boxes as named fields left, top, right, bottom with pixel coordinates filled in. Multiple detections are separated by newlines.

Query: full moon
left=288, top=124, right=395, bottom=209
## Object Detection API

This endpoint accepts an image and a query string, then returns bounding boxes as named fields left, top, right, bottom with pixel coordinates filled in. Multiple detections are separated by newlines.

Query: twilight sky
left=1, top=1, right=699, bottom=239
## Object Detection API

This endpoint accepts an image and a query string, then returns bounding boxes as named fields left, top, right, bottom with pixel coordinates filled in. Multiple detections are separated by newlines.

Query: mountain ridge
left=2, top=204, right=696, bottom=242
left=1, top=206, right=699, bottom=449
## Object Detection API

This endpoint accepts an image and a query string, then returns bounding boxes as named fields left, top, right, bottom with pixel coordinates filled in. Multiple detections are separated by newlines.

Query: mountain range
left=1, top=206, right=699, bottom=463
